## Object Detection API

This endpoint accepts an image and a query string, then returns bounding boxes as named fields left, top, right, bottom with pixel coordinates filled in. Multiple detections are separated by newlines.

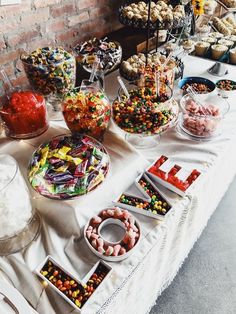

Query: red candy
left=0, top=90, right=48, bottom=139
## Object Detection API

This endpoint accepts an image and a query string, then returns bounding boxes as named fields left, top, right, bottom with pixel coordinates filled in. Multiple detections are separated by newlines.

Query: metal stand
left=145, top=0, right=152, bottom=66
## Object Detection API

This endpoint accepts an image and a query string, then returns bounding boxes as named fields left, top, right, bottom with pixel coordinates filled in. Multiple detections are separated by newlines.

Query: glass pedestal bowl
left=0, top=154, right=41, bottom=255
left=112, top=81, right=179, bottom=149
left=21, top=47, right=76, bottom=121
left=177, top=94, right=230, bottom=141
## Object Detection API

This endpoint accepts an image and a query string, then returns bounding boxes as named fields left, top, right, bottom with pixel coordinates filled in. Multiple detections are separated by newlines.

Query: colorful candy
left=112, top=85, right=176, bottom=135
left=21, top=47, right=76, bottom=95
left=216, top=79, right=236, bottom=91
left=182, top=82, right=212, bottom=94
left=74, top=38, right=122, bottom=73
left=62, top=88, right=111, bottom=140
left=0, top=90, right=48, bottom=139
left=28, top=134, right=109, bottom=199
left=85, top=208, right=140, bottom=258
left=39, top=258, right=110, bottom=309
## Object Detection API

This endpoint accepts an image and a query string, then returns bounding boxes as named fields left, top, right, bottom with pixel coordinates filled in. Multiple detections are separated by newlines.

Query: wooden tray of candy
left=216, top=0, right=236, bottom=12
left=118, top=5, right=187, bottom=30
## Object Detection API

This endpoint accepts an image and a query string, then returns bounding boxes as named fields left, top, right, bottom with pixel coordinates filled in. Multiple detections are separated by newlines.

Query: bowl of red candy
left=0, top=90, right=48, bottom=139
left=179, top=94, right=229, bottom=139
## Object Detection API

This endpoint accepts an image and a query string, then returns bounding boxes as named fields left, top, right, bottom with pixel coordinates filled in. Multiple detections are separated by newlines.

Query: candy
left=62, top=88, right=111, bottom=140
left=74, top=38, right=122, bottom=73
left=39, top=258, right=109, bottom=309
left=0, top=90, right=48, bottom=139
left=28, top=134, right=109, bottom=199
left=21, top=47, right=76, bottom=96
left=182, top=98, right=221, bottom=137
left=85, top=207, right=140, bottom=258
left=182, top=82, right=212, bottom=94
left=112, top=84, right=176, bottom=135
left=216, top=79, right=236, bottom=91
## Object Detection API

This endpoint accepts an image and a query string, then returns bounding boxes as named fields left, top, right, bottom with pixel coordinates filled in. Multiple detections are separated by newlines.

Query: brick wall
left=0, top=0, right=121, bottom=88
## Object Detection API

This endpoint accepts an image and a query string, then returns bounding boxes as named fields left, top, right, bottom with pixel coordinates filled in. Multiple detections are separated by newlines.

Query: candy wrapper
left=21, top=47, right=76, bottom=96
left=28, top=134, right=110, bottom=200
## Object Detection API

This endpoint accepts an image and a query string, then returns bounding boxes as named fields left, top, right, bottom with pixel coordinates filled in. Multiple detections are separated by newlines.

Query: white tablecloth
left=0, top=56, right=236, bottom=314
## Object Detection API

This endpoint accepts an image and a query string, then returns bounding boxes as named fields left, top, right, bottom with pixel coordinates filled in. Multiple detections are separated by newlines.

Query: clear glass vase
left=0, top=154, right=41, bottom=255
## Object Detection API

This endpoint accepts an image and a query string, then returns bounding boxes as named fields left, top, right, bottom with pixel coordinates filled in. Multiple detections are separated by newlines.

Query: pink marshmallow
left=112, top=244, right=121, bottom=256
left=105, top=246, right=114, bottom=256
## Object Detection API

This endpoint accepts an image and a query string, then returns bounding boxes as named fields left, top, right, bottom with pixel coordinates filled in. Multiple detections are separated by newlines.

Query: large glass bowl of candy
left=112, top=81, right=179, bottom=148
left=177, top=94, right=230, bottom=140
left=0, top=154, right=41, bottom=255
left=28, top=134, right=110, bottom=200
left=21, top=47, right=76, bottom=120
left=0, top=89, right=48, bottom=139
left=62, top=85, right=111, bottom=141
left=74, top=38, right=122, bottom=74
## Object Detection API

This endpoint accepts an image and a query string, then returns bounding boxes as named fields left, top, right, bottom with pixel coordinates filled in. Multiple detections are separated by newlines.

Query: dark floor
left=150, top=176, right=236, bottom=314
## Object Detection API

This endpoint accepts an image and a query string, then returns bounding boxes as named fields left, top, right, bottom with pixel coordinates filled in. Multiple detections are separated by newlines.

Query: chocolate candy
left=40, top=258, right=109, bottom=309
left=21, top=47, right=76, bottom=96
left=28, top=134, right=109, bottom=199
left=74, top=38, right=122, bottom=73
left=112, top=85, right=176, bottom=135
left=62, top=88, right=111, bottom=140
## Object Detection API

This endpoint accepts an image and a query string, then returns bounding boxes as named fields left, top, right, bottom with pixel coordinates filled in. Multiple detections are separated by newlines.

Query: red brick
left=68, top=11, right=89, bottom=27
left=0, top=0, right=31, bottom=18
left=89, top=6, right=111, bottom=20
left=2, top=64, right=15, bottom=78
left=0, top=19, right=19, bottom=36
left=34, top=0, right=60, bottom=9
left=7, top=30, right=39, bottom=48
left=78, top=0, right=97, bottom=10
left=50, top=3, right=75, bottom=18
left=0, top=36, right=6, bottom=51
left=56, top=28, right=78, bottom=44
left=20, top=8, right=50, bottom=28
left=0, top=50, right=20, bottom=65
left=11, top=75, right=28, bottom=88
left=46, top=20, right=66, bottom=33
left=27, top=38, right=54, bottom=52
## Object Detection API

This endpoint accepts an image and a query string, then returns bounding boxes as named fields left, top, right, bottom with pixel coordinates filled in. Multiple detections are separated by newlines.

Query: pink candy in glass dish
left=178, top=94, right=229, bottom=139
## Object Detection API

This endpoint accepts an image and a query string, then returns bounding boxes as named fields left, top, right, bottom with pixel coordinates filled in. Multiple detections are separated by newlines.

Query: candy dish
left=62, top=86, right=111, bottom=141
left=178, top=94, right=230, bottom=139
left=74, top=38, right=122, bottom=74
left=0, top=154, right=41, bottom=255
left=0, top=90, right=48, bottom=139
left=216, top=79, right=236, bottom=98
left=35, top=255, right=112, bottom=313
left=21, top=47, right=76, bottom=121
left=28, top=134, right=110, bottom=200
left=112, top=81, right=179, bottom=148
left=178, top=77, right=216, bottom=98
left=114, top=173, right=172, bottom=220
left=147, top=155, right=201, bottom=197
left=84, top=207, right=141, bottom=262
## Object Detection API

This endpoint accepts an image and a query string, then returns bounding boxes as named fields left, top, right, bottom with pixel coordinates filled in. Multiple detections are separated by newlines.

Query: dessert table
left=0, top=55, right=236, bottom=314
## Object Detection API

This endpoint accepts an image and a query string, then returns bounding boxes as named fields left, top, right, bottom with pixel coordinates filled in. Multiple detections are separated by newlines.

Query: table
left=0, top=56, right=236, bottom=314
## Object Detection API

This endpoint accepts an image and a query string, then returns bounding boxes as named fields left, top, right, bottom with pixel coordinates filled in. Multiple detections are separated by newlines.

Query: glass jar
left=0, top=90, right=48, bottom=139
left=62, top=86, right=111, bottom=140
left=0, top=154, right=41, bottom=255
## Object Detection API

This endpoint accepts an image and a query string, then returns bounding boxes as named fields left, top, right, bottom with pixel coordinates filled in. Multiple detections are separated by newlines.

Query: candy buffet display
left=28, top=134, right=110, bottom=200
left=0, top=154, right=41, bottom=255
left=73, top=38, right=122, bottom=73
left=178, top=94, right=229, bottom=139
left=36, top=256, right=112, bottom=312
left=112, top=82, right=178, bottom=136
left=119, top=1, right=186, bottom=30
left=114, top=173, right=172, bottom=220
left=84, top=207, right=141, bottom=261
left=120, top=52, right=183, bottom=83
left=62, top=87, right=111, bottom=140
left=0, top=90, right=48, bottom=139
left=147, top=155, right=201, bottom=196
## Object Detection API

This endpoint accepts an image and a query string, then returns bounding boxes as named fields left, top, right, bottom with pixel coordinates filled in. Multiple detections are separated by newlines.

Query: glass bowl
left=178, top=94, right=230, bottom=140
left=0, top=90, right=48, bottom=139
left=28, top=134, right=110, bottom=200
left=112, top=81, right=179, bottom=148
left=62, top=86, right=111, bottom=141
left=0, top=154, right=41, bottom=255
